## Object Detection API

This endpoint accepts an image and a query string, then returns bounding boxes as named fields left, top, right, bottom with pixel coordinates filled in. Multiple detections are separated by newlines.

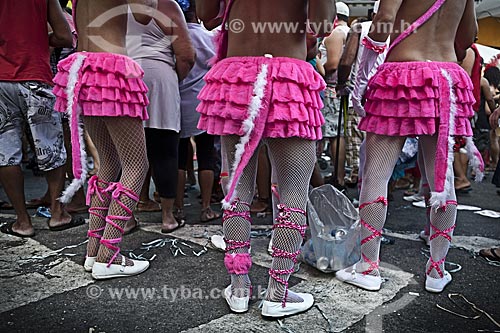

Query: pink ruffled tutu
left=53, top=52, right=149, bottom=120
left=197, top=56, right=325, bottom=141
left=359, top=61, right=474, bottom=137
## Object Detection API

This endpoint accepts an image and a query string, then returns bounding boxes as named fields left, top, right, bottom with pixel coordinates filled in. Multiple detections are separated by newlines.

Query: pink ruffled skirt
left=359, top=61, right=474, bottom=137
left=53, top=52, right=149, bottom=120
left=197, top=56, right=325, bottom=140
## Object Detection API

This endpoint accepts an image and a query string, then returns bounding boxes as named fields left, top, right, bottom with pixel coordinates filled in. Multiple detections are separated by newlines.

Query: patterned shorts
left=0, top=81, right=66, bottom=170
left=321, top=96, right=344, bottom=138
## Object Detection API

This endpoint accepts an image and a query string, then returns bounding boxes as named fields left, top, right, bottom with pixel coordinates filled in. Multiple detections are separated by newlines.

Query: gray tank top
left=126, top=11, right=175, bottom=68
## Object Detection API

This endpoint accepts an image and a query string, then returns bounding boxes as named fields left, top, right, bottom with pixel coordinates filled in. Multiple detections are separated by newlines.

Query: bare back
left=226, top=0, right=309, bottom=59
left=75, top=0, right=129, bottom=54
left=386, top=0, right=470, bottom=63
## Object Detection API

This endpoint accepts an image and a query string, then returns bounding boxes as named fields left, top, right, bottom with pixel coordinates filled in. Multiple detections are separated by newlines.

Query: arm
left=308, top=0, right=336, bottom=37
left=203, top=17, right=223, bottom=30
left=323, top=31, right=344, bottom=74
left=368, top=0, right=403, bottom=43
left=482, top=78, right=496, bottom=115
left=47, top=0, right=72, bottom=48
left=195, top=0, right=222, bottom=23
left=157, top=0, right=195, bottom=81
left=455, top=0, right=477, bottom=62
left=315, top=56, right=326, bottom=77
left=337, top=26, right=361, bottom=85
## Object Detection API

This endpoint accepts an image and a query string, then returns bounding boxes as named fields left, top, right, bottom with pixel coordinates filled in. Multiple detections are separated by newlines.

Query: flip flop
left=479, top=248, right=500, bottom=262
left=161, top=219, right=186, bottom=234
left=0, top=200, right=13, bottom=209
left=200, top=208, right=222, bottom=222
left=0, top=221, right=35, bottom=237
left=455, top=186, right=472, bottom=194
left=48, top=216, right=86, bottom=231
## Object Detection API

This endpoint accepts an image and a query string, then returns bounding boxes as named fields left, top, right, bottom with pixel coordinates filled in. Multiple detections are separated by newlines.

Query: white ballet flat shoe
left=425, top=271, right=452, bottom=293
left=419, top=230, right=430, bottom=246
left=335, top=267, right=382, bottom=291
left=91, top=257, right=149, bottom=280
left=261, top=292, right=314, bottom=318
left=224, top=285, right=250, bottom=313
left=84, top=256, right=96, bottom=272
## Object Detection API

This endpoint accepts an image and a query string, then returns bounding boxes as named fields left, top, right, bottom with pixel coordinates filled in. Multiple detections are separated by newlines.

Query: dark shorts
left=0, top=81, right=66, bottom=170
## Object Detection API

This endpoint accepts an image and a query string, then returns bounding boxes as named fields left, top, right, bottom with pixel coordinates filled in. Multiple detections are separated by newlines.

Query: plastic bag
left=302, top=184, right=361, bottom=272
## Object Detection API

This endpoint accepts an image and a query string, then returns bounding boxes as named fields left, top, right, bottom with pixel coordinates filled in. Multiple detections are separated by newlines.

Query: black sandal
left=0, top=221, right=35, bottom=237
left=479, top=248, right=500, bottom=262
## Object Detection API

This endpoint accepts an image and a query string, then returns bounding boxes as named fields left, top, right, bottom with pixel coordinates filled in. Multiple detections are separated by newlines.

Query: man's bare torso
left=387, top=0, right=468, bottom=63
left=226, top=0, right=310, bottom=60
left=75, top=0, right=129, bottom=54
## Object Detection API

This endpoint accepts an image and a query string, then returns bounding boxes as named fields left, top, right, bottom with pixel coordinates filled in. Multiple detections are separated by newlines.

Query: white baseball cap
left=373, top=0, right=380, bottom=14
left=336, top=2, right=350, bottom=17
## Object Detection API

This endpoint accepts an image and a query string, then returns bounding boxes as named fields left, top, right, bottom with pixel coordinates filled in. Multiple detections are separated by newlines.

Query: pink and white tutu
left=197, top=55, right=325, bottom=207
left=53, top=52, right=149, bottom=120
left=359, top=61, right=482, bottom=206
left=359, top=61, right=474, bottom=136
left=52, top=52, right=149, bottom=203
left=197, top=56, right=325, bottom=141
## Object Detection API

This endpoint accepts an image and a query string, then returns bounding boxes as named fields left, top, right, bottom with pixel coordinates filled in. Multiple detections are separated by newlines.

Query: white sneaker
left=84, top=256, right=96, bottom=272
left=419, top=230, right=430, bottom=246
left=210, top=235, right=226, bottom=251
left=224, top=285, right=250, bottom=313
left=91, top=257, right=149, bottom=280
left=425, top=271, right=452, bottom=293
left=335, top=266, right=382, bottom=291
left=261, top=291, right=314, bottom=318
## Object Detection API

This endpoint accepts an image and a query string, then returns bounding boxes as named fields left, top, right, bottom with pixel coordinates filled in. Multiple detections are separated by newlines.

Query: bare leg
left=0, top=166, right=33, bottom=235
left=46, top=166, right=73, bottom=227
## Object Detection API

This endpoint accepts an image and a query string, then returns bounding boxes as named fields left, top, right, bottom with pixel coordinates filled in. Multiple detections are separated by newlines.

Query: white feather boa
left=221, top=63, right=269, bottom=209
left=60, top=53, right=87, bottom=204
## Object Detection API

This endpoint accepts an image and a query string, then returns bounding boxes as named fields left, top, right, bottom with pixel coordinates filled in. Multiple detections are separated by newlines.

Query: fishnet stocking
left=83, top=116, right=120, bottom=258
left=417, top=143, right=431, bottom=235
left=419, top=135, right=457, bottom=279
left=264, top=138, right=316, bottom=304
left=85, top=116, right=148, bottom=266
left=357, top=134, right=405, bottom=276
left=220, top=136, right=259, bottom=298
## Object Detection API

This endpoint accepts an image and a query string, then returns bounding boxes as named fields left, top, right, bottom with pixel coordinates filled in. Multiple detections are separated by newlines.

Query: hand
left=352, top=94, right=365, bottom=117
left=336, top=83, right=350, bottom=97
left=490, top=106, right=500, bottom=130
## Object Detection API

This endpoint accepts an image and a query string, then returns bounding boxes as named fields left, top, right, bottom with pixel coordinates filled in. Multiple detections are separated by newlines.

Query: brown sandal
left=200, top=207, right=221, bottom=222
left=479, top=248, right=500, bottom=262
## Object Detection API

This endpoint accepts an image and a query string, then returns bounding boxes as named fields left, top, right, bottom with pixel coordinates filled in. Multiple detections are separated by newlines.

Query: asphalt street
left=0, top=166, right=499, bottom=333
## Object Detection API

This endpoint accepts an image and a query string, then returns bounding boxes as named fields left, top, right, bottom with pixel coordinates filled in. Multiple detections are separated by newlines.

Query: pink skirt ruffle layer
left=197, top=56, right=326, bottom=140
left=359, top=61, right=474, bottom=137
left=53, top=52, right=149, bottom=120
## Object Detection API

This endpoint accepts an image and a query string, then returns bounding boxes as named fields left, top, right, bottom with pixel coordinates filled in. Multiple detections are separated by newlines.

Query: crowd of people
left=0, top=0, right=499, bottom=320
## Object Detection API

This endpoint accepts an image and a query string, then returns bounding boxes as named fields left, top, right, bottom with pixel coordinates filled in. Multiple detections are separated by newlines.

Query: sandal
left=0, top=200, right=13, bottom=209
left=200, top=207, right=222, bottom=222
left=0, top=221, right=35, bottom=237
left=479, top=248, right=500, bottom=262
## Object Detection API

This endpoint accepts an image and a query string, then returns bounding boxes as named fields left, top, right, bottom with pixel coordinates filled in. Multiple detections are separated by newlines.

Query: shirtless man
left=320, top=2, right=350, bottom=188
left=53, top=0, right=155, bottom=279
left=196, top=0, right=335, bottom=318
left=335, top=0, right=479, bottom=294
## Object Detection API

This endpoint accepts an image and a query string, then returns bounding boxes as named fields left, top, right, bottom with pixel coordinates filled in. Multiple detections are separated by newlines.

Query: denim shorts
left=0, top=81, right=66, bottom=170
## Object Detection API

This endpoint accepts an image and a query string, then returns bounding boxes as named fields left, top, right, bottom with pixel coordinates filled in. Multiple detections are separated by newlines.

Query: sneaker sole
left=91, top=266, right=149, bottom=280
